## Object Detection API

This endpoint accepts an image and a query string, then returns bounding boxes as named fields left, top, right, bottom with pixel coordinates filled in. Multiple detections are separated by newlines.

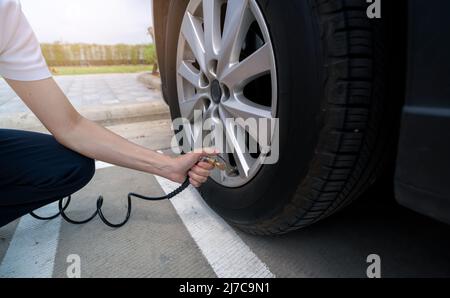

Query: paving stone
left=0, top=73, right=161, bottom=116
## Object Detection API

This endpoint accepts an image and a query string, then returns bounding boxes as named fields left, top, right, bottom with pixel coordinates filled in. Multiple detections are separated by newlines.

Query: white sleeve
left=0, top=0, right=52, bottom=81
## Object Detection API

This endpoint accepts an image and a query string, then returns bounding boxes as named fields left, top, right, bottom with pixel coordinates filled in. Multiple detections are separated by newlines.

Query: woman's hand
left=167, top=148, right=217, bottom=187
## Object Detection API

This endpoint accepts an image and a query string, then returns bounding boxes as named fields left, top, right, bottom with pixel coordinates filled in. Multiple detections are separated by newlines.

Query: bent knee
left=50, top=152, right=95, bottom=196
left=70, top=155, right=95, bottom=187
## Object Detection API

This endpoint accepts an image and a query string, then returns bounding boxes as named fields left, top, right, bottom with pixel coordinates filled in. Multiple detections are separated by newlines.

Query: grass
left=50, top=65, right=152, bottom=76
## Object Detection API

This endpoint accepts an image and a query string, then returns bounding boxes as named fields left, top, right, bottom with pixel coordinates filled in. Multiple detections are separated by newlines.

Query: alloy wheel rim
left=176, top=0, right=278, bottom=188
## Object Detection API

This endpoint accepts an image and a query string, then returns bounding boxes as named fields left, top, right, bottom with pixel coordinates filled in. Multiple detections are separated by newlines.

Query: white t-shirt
left=0, top=0, right=51, bottom=81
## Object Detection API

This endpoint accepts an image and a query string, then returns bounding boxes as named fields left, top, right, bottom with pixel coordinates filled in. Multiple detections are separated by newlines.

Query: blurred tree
left=147, top=27, right=159, bottom=74
left=40, top=42, right=156, bottom=67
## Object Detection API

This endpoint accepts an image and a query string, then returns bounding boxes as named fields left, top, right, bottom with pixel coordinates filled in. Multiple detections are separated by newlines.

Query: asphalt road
left=1, top=158, right=449, bottom=278
left=0, top=86, right=449, bottom=277
left=236, top=183, right=450, bottom=278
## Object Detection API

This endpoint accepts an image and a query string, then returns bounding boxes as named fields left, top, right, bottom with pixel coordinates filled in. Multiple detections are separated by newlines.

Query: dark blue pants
left=0, top=129, right=95, bottom=227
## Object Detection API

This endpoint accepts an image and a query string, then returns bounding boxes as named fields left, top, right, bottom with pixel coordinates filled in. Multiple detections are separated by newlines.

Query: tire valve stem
left=202, top=157, right=239, bottom=176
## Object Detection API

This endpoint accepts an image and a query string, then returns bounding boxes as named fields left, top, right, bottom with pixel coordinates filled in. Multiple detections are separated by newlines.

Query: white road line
left=95, top=161, right=115, bottom=170
left=95, top=159, right=273, bottom=277
left=0, top=161, right=114, bottom=278
left=0, top=203, right=61, bottom=278
left=155, top=176, right=275, bottom=278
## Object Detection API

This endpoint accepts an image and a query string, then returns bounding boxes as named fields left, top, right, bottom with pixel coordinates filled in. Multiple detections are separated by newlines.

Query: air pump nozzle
left=202, top=157, right=227, bottom=171
left=202, top=156, right=239, bottom=177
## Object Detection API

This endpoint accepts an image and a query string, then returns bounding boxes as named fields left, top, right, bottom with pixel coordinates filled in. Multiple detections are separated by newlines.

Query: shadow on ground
left=236, top=183, right=450, bottom=278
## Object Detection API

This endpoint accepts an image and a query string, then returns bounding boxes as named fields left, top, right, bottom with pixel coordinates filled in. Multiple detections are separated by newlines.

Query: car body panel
left=395, top=0, right=450, bottom=224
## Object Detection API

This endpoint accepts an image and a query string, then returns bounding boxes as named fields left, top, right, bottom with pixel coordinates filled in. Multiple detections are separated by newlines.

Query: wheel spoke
left=221, top=95, right=272, bottom=142
left=182, top=109, right=206, bottom=151
left=181, top=12, right=207, bottom=73
left=220, top=43, right=271, bottom=90
left=178, top=121, right=194, bottom=152
left=179, top=94, right=204, bottom=119
left=229, top=127, right=254, bottom=178
left=202, top=0, right=221, bottom=60
left=220, top=107, right=256, bottom=178
left=178, top=61, right=202, bottom=88
left=221, top=95, right=272, bottom=121
left=217, top=0, right=254, bottom=77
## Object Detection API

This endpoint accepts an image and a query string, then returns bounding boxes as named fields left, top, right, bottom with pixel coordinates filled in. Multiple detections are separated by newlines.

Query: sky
left=21, top=0, right=153, bottom=45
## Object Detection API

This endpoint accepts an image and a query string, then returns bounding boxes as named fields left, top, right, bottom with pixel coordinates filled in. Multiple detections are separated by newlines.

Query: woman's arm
left=6, top=77, right=214, bottom=187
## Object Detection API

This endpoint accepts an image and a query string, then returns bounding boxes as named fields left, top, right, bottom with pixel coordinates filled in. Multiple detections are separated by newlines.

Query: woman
left=0, top=0, right=215, bottom=227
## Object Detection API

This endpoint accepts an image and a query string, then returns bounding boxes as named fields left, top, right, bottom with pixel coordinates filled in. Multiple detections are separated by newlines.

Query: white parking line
left=0, top=203, right=61, bottom=278
left=155, top=176, right=275, bottom=278
left=98, top=158, right=273, bottom=277
left=94, top=161, right=114, bottom=170
left=94, top=161, right=273, bottom=277
left=0, top=161, right=113, bottom=278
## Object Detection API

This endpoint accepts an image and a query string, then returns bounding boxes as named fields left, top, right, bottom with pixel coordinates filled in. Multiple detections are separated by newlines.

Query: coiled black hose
left=30, top=178, right=190, bottom=228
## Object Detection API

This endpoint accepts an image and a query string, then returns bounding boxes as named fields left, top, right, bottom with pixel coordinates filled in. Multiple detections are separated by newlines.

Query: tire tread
left=238, top=0, right=392, bottom=235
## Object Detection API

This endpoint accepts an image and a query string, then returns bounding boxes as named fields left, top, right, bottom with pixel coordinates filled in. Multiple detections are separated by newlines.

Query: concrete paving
left=137, top=72, right=162, bottom=91
left=51, top=167, right=215, bottom=278
left=1, top=164, right=450, bottom=277
left=0, top=73, right=169, bottom=131
left=0, top=73, right=160, bottom=114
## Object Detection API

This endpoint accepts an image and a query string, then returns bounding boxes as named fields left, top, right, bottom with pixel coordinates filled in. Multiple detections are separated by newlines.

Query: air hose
left=30, top=178, right=190, bottom=228
left=29, top=156, right=233, bottom=228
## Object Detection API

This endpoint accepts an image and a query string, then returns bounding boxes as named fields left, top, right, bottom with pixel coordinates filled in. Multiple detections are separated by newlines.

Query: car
left=151, top=0, right=450, bottom=235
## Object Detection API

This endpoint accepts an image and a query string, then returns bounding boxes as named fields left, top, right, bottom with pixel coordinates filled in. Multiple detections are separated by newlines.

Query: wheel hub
left=210, top=80, right=222, bottom=104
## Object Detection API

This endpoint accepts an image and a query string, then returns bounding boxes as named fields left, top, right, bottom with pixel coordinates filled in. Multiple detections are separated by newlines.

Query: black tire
left=163, top=0, right=397, bottom=235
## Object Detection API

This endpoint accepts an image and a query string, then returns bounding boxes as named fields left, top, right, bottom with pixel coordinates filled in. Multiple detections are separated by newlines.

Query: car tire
left=163, top=0, right=397, bottom=235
